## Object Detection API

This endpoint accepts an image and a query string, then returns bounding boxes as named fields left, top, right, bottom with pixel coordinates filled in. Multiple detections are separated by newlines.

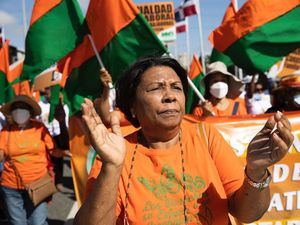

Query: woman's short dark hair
left=116, top=56, right=188, bottom=127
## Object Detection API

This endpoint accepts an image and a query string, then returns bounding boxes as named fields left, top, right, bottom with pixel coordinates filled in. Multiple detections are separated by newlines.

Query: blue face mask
left=253, top=93, right=264, bottom=101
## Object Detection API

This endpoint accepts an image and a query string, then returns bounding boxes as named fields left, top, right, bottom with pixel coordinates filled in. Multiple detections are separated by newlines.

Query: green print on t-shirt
left=137, top=164, right=212, bottom=225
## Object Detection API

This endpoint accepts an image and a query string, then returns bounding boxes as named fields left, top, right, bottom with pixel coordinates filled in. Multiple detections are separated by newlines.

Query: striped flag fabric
left=0, top=41, right=14, bottom=104
left=57, top=0, right=167, bottom=116
left=186, top=54, right=205, bottom=113
left=175, top=5, right=185, bottom=22
left=175, top=5, right=186, bottom=33
left=182, top=0, right=198, bottom=17
left=176, top=20, right=187, bottom=33
left=209, top=0, right=300, bottom=73
left=21, top=0, right=86, bottom=82
left=210, top=0, right=237, bottom=67
left=9, top=59, right=31, bottom=96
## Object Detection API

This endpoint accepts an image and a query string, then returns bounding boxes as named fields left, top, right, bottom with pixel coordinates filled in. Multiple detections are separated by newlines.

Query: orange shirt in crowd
left=193, top=98, right=247, bottom=117
left=87, top=119, right=244, bottom=225
left=0, top=120, right=55, bottom=189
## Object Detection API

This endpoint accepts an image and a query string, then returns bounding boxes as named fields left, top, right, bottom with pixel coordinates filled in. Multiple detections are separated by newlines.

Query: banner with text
left=137, top=1, right=176, bottom=43
left=71, top=112, right=300, bottom=222
left=195, top=112, right=300, bottom=225
left=273, top=48, right=300, bottom=78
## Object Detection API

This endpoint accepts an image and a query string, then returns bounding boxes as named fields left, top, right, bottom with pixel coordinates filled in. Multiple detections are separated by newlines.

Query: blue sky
left=0, top=0, right=246, bottom=58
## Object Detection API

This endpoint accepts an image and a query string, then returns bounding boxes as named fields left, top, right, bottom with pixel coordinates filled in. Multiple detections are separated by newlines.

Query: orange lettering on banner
left=276, top=48, right=300, bottom=78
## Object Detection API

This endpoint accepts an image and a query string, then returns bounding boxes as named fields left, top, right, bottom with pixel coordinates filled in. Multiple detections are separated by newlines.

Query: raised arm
left=97, top=69, right=113, bottom=126
left=73, top=98, right=126, bottom=225
left=229, top=111, right=294, bottom=223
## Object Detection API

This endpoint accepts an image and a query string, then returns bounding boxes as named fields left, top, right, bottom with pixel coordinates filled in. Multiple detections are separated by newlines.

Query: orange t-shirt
left=193, top=98, right=247, bottom=117
left=0, top=120, right=55, bottom=189
left=87, top=120, right=244, bottom=225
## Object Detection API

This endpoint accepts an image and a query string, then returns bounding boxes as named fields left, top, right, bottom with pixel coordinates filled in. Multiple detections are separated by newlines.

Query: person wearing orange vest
left=193, top=61, right=247, bottom=117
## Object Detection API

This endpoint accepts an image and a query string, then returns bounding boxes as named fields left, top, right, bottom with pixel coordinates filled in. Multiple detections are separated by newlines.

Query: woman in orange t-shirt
left=193, top=61, right=247, bottom=118
left=74, top=57, right=293, bottom=225
left=0, top=95, right=66, bottom=225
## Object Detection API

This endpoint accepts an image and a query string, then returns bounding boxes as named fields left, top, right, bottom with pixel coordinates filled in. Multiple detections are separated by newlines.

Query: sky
left=0, top=0, right=246, bottom=60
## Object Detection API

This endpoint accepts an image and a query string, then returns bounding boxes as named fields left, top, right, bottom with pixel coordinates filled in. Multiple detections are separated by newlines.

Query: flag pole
left=233, top=0, right=243, bottom=79
left=196, top=0, right=206, bottom=74
left=88, top=34, right=105, bottom=69
left=174, top=41, right=178, bottom=59
left=87, top=34, right=113, bottom=88
left=186, top=18, right=190, bottom=66
left=1, top=26, right=5, bottom=43
left=187, top=77, right=205, bottom=102
left=21, top=0, right=27, bottom=40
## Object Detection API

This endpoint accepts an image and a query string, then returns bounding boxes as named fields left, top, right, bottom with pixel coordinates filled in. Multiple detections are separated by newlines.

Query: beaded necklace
left=123, top=131, right=187, bottom=225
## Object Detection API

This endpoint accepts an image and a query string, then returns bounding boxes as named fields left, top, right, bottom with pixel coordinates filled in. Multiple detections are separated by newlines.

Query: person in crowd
left=39, top=87, right=70, bottom=191
left=0, top=95, right=68, bottom=225
left=245, top=75, right=272, bottom=114
left=266, top=71, right=300, bottom=113
left=73, top=56, right=293, bottom=225
left=0, top=110, right=6, bottom=131
left=0, top=107, right=8, bottom=224
left=193, top=61, right=247, bottom=117
left=94, top=69, right=130, bottom=127
left=94, top=69, right=116, bottom=126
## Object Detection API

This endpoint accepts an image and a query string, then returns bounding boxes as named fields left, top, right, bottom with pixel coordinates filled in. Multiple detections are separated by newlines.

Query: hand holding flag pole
left=87, top=34, right=113, bottom=89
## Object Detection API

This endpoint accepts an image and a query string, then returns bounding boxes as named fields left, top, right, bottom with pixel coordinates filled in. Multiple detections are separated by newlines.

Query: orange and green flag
left=9, top=59, right=31, bottom=97
left=210, top=0, right=236, bottom=67
left=209, top=0, right=300, bottom=73
left=0, top=41, right=14, bottom=104
left=186, top=54, right=204, bottom=114
left=21, top=0, right=86, bottom=82
left=58, top=0, right=167, bottom=115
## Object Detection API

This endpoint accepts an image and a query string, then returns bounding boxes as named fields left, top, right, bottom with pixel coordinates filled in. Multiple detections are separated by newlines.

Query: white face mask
left=11, top=109, right=31, bottom=126
left=209, top=82, right=228, bottom=99
left=294, top=94, right=300, bottom=106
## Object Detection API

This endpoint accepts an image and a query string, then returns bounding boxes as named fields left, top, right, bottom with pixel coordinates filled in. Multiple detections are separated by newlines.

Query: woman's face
left=132, top=66, right=185, bottom=131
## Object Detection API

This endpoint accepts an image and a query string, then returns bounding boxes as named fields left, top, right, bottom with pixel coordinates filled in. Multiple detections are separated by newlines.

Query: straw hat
left=0, top=95, right=41, bottom=116
left=201, top=61, right=244, bottom=99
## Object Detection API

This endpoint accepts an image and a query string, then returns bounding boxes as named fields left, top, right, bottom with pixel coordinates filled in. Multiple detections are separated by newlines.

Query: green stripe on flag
left=63, top=13, right=167, bottom=116
left=49, top=84, right=61, bottom=122
left=22, top=0, right=86, bottom=81
left=211, top=48, right=233, bottom=67
left=186, top=74, right=205, bottom=114
left=63, top=56, right=102, bottom=116
left=101, top=13, right=167, bottom=81
left=224, top=6, right=300, bottom=73
left=0, top=71, right=14, bottom=104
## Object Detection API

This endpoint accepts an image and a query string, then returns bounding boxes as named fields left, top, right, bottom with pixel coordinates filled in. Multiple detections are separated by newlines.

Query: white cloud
left=0, top=10, right=16, bottom=25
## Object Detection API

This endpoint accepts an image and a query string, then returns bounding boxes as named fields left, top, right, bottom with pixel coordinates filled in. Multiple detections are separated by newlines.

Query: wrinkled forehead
left=11, top=102, right=31, bottom=111
left=139, top=66, right=182, bottom=86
